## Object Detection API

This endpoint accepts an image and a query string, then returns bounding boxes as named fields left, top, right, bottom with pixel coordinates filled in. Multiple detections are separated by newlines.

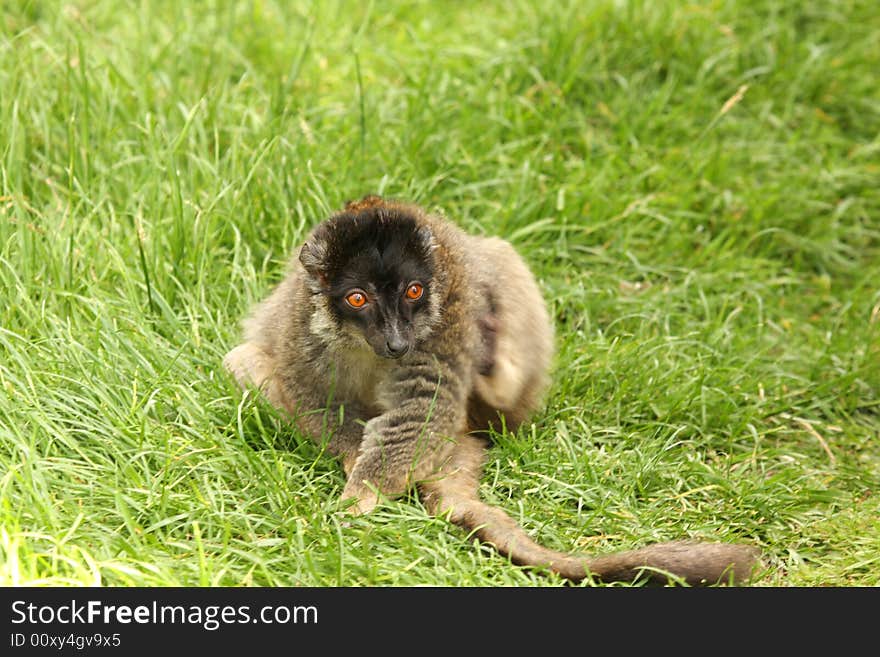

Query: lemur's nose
left=385, top=336, right=409, bottom=358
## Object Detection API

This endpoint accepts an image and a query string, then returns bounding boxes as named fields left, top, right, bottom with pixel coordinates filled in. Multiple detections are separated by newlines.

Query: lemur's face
left=300, top=206, right=440, bottom=359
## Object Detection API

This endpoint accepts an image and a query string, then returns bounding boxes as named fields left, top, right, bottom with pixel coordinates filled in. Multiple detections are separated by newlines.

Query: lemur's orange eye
left=405, top=282, right=424, bottom=301
left=345, top=290, right=368, bottom=309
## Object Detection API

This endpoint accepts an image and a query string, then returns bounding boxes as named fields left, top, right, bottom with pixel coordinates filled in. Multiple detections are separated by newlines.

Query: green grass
left=1, top=0, right=878, bottom=587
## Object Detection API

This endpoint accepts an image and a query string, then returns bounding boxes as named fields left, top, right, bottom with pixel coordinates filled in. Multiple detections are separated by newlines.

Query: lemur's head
left=299, top=196, right=441, bottom=359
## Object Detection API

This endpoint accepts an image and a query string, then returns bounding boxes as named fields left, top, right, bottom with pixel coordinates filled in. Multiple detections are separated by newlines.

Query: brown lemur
left=223, top=195, right=760, bottom=585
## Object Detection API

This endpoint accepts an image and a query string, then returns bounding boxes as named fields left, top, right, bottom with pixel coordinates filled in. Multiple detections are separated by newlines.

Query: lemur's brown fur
left=224, top=196, right=760, bottom=585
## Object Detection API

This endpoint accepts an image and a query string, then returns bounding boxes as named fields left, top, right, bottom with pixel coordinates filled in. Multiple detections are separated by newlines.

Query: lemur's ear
left=299, top=235, right=329, bottom=291
left=416, top=225, right=436, bottom=251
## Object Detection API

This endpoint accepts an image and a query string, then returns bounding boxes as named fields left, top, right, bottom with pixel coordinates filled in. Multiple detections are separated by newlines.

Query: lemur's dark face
left=300, top=206, right=439, bottom=359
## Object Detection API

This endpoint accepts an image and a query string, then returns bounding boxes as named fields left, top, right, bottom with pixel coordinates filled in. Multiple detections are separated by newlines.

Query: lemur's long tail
left=419, top=435, right=760, bottom=585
